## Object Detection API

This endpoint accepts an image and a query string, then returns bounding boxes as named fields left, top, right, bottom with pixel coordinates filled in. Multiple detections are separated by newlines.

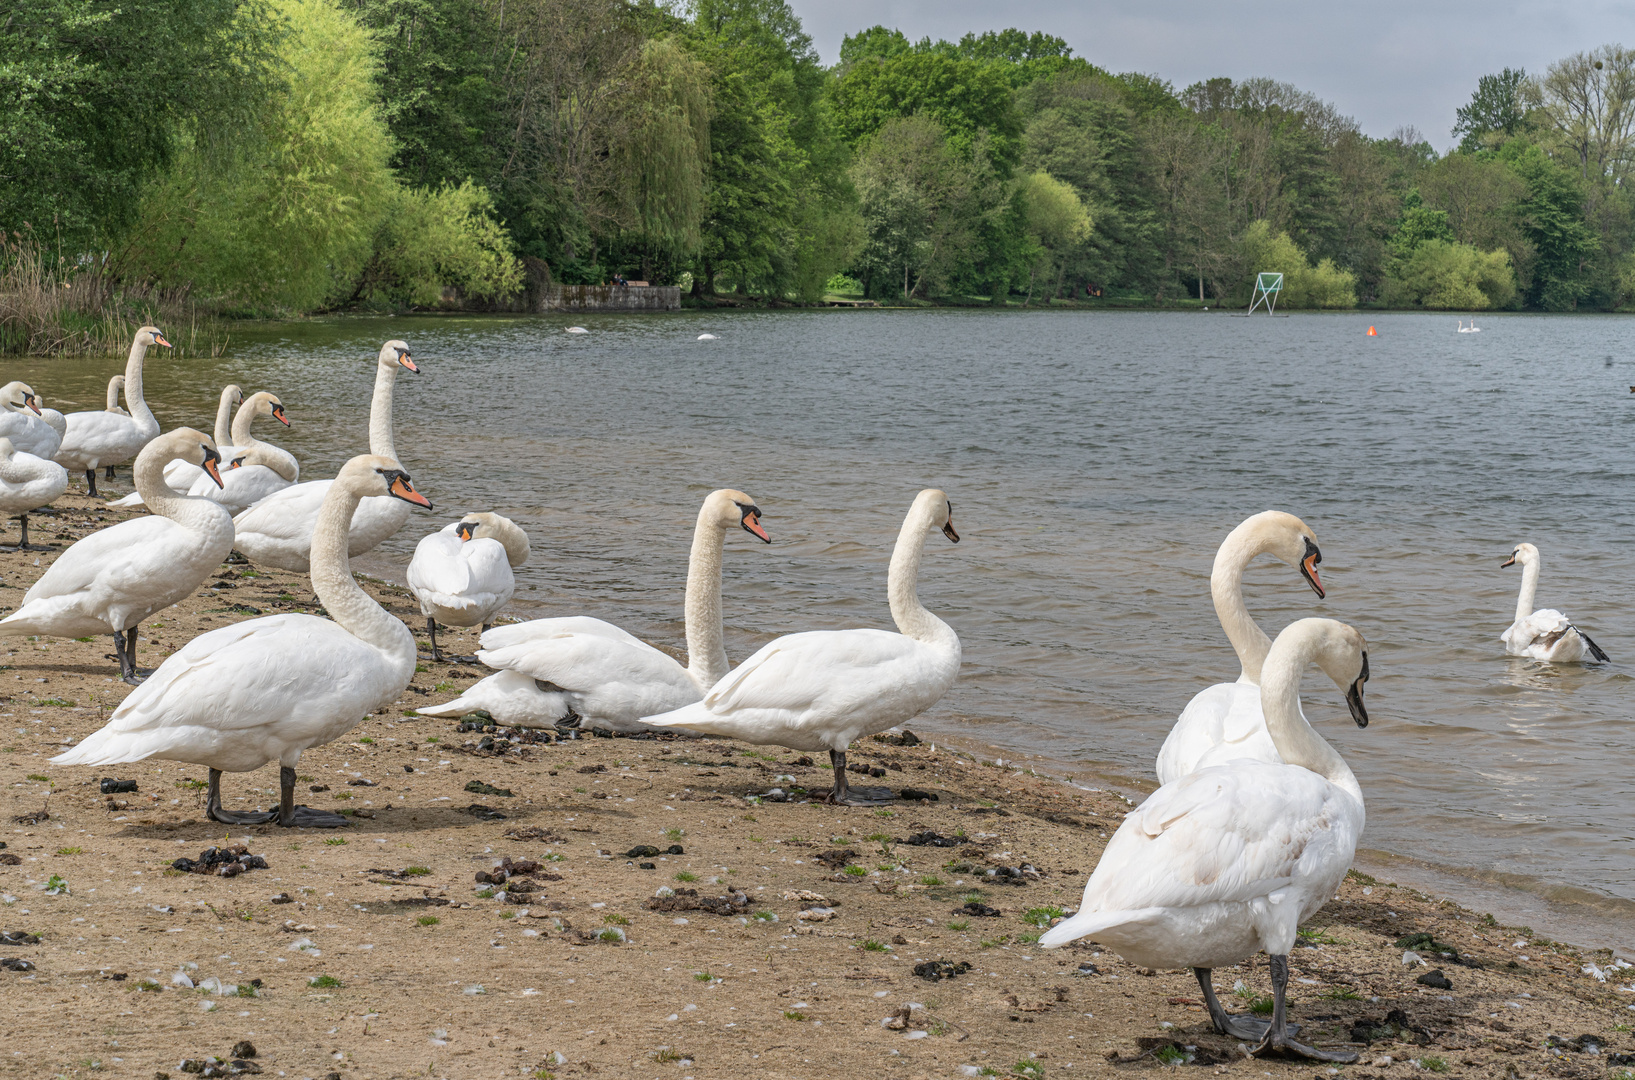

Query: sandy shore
left=2, top=491, right=1633, bottom=1079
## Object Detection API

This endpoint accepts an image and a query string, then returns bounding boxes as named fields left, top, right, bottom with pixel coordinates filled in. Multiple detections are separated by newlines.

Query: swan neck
left=1211, top=528, right=1274, bottom=683
left=124, top=339, right=156, bottom=430
left=311, top=483, right=409, bottom=652
left=682, top=511, right=730, bottom=689
left=1515, top=560, right=1540, bottom=623
left=888, top=507, right=955, bottom=646
left=0, top=452, right=25, bottom=483
left=1260, top=635, right=1360, bottom=802
left=368, top=363, right=399, bottom=461
left=133, top=443, right=193, bottom=519
left=214, top=391, right=236, bottom=448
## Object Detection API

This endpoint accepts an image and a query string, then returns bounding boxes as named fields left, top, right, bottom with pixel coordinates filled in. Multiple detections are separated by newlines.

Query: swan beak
left=1500, top=555, right=1516, bottom=568
left=1346, top=653, right=1369, bottom=727
left=229, top=456, right=248, bottom=471
left=24, top=394, right=41, bottom=416
left=456, top=521, right=477, bottom=542
left=153, top=332, right=173, bottom=349
left=272, top=404, right=290, bottom=426
left=1301, top=552, right=1324, bottom=598
left=202, top=448, right=224, bottom=489
left=396, top=350, right=418, bottom=373
left=740, top=507, right=770, bottom=543
left=389, top=474, right=432, bottom=509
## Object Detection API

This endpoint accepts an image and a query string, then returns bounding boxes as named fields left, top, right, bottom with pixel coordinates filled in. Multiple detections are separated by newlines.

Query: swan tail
left=108, top=492, right=146, bottom=509
left=641, top=702, right=716, bottom=732
left=51, top=727, right=158, bottom=767
left=411, top=671, right=574, bottom=729
left=1037, top=907, right=1168, bottom=949
left=1574, top=626, right=1610, bottom=663
left=413, top=694, right=484, bottom=718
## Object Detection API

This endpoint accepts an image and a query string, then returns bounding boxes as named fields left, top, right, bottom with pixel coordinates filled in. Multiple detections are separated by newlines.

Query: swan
left=106, top=375, right=129, bottom=416
left=191, top=443, right=301, bottom=515
left=0, top=437, right=68, bottom=551
left=35, top=396, right=67, bottom=462
left=55, top=326, right=169, bottom=497
left=416, top=489, right=769, bottom=730
left=0, top=428, right=228, bottom=682
left=697, top=333, right=718, bottom=341
left=644, top=489, right=961, bottom=804
left=50, top=455, right=430, bottom=827
left=566, top=326, right=589, bottom=334
left=232, top=342, right=419, bottom=572
left=0, top=382, right=61, bottom=459
left=1155, top=512, right=1324, bottom=785
left=1041, top=617, right=1370, bottom=1064
left=111, top=384, right=237, bottom=504
left=1500, top=543, right=1608, bottom=662
left=1458, top=320, right=1479, bottom=333
left=406, top=512, right=531, bottom=661
left=114, top=390, right=292, bottom=509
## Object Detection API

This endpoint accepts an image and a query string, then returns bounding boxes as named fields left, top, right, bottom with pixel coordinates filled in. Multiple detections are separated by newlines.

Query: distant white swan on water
left=1500, top=543, right=1608, bottom=662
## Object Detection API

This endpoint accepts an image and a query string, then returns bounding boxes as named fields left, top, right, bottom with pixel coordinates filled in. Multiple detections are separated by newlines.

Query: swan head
left=454, top=512, right=531, bottom=567
left=378, top=340, right=417, bottom=374
left=338, top=453, right=432, bottom=510
left=222, top=384, right=243, bottom=405
left=1234, top=510, right=1322, bottom=597
left=1302, top=618, right=1369, bottom=728
left=703, top=489, right=770, bottom=543
left=912, top=488, right=959, bottom=543
left=227, top=444, right=300, bottom=482
left=0, top=382, right=41, bottom=416
left=243, top=391, right=289, bottom=427
left=136, top=326, right=172, bottom=350
left=1501, top=542, right=1539, bottom=569
left=157, top=427, right=224, bottom=488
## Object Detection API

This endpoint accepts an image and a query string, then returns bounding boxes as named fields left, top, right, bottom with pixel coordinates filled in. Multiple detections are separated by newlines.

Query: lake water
left=17, top=309, right=1635, bottom=950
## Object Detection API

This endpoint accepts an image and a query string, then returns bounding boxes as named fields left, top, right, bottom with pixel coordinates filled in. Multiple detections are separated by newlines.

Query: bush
left=358, top=182, right=523, bottom=307
left=1384, top=240, right=1516, bottom=309
left=1236, top=221, right=1356, bottom=308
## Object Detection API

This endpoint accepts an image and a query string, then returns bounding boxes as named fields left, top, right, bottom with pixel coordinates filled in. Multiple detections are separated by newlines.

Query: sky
left=788, top=0, right=1635, bottom=147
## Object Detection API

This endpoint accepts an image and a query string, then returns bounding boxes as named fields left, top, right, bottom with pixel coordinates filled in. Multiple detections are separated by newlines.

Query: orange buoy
left=1366, top=326, right=1377, bottom=336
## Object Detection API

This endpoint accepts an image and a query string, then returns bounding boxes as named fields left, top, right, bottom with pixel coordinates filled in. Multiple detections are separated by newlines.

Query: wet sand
left=2, top=491, right=1633, bottom=1079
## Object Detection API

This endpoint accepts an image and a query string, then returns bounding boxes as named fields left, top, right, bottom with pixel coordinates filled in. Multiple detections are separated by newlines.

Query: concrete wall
left=543, top=284, right=682, bottom=312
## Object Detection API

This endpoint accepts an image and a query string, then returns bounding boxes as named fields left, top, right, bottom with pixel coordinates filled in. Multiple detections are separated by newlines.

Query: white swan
left=697, top=333, right=718, bottom=341
left=55, top=326, right=169, bottom=497
left=0, top=428, right=228, bottom=682
left=114, top=390, right=293, bottom=509
left=406, top=512, right=531, bottom=661
left=35, top=396, right=67, bottom=462
left=644, top=489, right=961, bottom=804
left=51, top=455, right=430, bottom=828
left=232, top=342, right=419, bottom=572
left=1041, top=617, right=1370, bottom=1064
left=106, top=375, right=129, bottom=416
left=0, top=382, right=61, bottom=459
left=416, top=490, right=769, bottom=730
left=566, top=326, right=589, bottom=334
left=1155, top=511, right=1323, bottom=785
left=0, top=437, right=68, bottom=550
left=1458, top=320, right=1480, bottom=333
left=1500, top=543, right=1607, bottom=662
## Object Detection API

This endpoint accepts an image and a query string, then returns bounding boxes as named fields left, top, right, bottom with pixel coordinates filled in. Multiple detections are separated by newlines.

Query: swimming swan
left=0, top=437, right=68, bottom=550
left=232, top=342, right=418, bottom=572
left=0, top=428, right=228, bottom=682
left=644, top=489, right=961, bottom=804
left=54, top=326, right=170, bottom=497
left=1155, top=511, right=1324, bottom=784
left=1042, top=617, right=1370, bottom=1064
left=51, top=455, right=431, bottom=827
left=416, top=490, right=769, bottom=730
left=407, top=512, right=531, bottom=660
left=1500, top=543, right=1608, bottom=662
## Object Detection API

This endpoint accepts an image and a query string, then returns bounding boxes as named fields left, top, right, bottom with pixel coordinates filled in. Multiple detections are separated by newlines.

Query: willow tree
left=613, top=37, right=712, bottom=281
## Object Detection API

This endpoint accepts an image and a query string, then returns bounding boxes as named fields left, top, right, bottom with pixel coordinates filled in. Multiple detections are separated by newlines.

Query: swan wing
left=414, top=669, right=573, bottom=727
left=702, top=629, right=933, bottom=715
left=20, top=517, right=190, bottom=602
left=407, top=532, right=473, bottom=599
left=477, top=628, right=696, bottom=724
left=234, top=480, right=331, bottom=539
left=481, top=616, right=651, bottom=652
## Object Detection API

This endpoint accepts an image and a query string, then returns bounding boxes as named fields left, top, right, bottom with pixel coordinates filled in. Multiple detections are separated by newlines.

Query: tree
left=1235, top=221, right=1355, bottom=308
left=612, top=37, right=713, bottom=276
left=1532, top=47, right=1635, bottom=184
left=1016, top=171, right=1091, bottom=303
left=850, top=116, right=980, bottom=298
left=1390, top=190, right=1456, bottom=255
left=1384, top=240, right=1515, bottom=309
left=830, top=52, right=1022, bottom=170
left=1452, top=68, right=1528, bottom=151
left=1503, top=142, right=1599, bottom=309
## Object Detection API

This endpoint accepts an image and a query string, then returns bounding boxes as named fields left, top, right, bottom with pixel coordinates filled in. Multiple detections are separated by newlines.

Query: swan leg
left=12, top=513, right=48, bottom=552
left=426, top=618, right=444, bottom=663
left=276, top=765, right=352, bottom=828
left=1251, top=955, right=1356, bottom=1063
left=120, top=626, right=148, bottom=685
left=1193, top=968, right=1289, bottom=1040
left=823, top=750, right=896, bottom=806
left=104, top=464, right=116, bottom=479
left=204, top=768, right=277, bottom=825
left=84, top=469, right=99, bottom=498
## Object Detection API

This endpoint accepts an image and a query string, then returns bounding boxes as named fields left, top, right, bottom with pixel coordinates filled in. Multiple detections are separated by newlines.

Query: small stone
left=1416, top=969, right=1452, bottom=990
left=623, top=845, right=662, bottom=858
left=269, top=893, right=292, bottom=904
left=231, top=1041, right=256, bottom=1059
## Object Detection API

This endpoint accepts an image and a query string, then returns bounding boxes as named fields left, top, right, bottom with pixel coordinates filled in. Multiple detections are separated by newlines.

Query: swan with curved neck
left=407, top=512, right=531, bottom=661
left=0, top=436, right=68, bottom=550
left=212, top=385, right=243, bottom=452
left=232, top=342, right=417, bottom=572
left=416, top=490, right=770, bottom=730
left=1, top=427, right=228, bottom=681
left=644, top=489, right=962, bottom=805
left=1043, top=617, right=1369, bottom=1064
left=106, top=375, right=129, bottom=416
left=1500, top=543, right=1608, bottom=662
left=117, top=391, right=298, bottom=510
left=51, top=455, right=431, bottom=827
left=52, top=326, right=168, bottom=496
left=1154, top=511, right=1323, bottom=784
left=0, top=381, right=59, bottom=459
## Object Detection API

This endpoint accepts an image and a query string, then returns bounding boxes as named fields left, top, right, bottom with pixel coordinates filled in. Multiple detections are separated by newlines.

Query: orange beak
left=390, top=475, right=432, bottom=508
left=741, top=510, right=770, bottom=543
left=153, top=332, right=173, bottom=349
left=202, top=451, right=224, bottom=489
left=24, top=394, right=40, bottom=416
left=1301, top=552, right=1324, bottom=598
left=272, top=404, right=290, bottom=426
left=398, top=353, right=418, bottom=373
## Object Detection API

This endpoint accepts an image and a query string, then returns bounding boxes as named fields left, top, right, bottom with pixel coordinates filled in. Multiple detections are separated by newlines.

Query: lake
left=15, top=308, right=1635, bottom=949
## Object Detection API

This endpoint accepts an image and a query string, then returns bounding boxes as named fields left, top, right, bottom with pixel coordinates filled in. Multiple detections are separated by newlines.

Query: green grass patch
left=323, top=837, right=347, bottom=846
left=1419, top=1056, right=1448, bottom=1073
left=674, top=871, right=697, bottom=882
left=844, top=865, right=868, bottom=877
left=861, top=939, right=888, bottom=952
left=25, top=773, right=49, bottom=782
left=404, top=865, right=431, bottom=876
left=602, top=913, right=629, bottom=926
left=782, top=1010, right=806, bottom=1021
left=694, top=971, right=713, bottom=982
left=55, top=845, right=82, bottom=856
left=308, top=975, right=343, bottom=988
left=1022, top=906, right=1065, bottom=927
left=1320, top=987, right=1364, bottom=1001
left=356, top=737, right=374, bottom=744
left=948, top=920, right=969, bottom=931
left=417, top=915, right=440, bottom=927
left=33, top=698, right=75, bottom=707
left=920, top=875, right=943, bottom=886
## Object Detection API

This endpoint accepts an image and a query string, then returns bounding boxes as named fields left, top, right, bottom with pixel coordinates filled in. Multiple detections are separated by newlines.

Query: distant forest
left=5, top=0, right=1635, bottom=347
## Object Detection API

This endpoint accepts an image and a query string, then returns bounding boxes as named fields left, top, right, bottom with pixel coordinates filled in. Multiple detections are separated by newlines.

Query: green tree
left=1016, top=171, right=1091, bottom=303
left=1503, top=142, right=1599, bottom=309
left=830, top=52, right=1022, bottom=169
left=1390, top=190, right=1456, bottom=256
left=1452, top=68, right=1528, bottom=152
left=1235, top=220, right=1355, bottom=308
left=612, top=37, right=713, bottom=277
left=1383, top=240, right=1515, bottom=309
left=850, top=116, right=980, bottom=298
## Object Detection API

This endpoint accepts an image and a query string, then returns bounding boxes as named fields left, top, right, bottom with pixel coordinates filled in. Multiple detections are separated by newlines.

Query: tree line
left=4, top=0, right=1635, bottom=343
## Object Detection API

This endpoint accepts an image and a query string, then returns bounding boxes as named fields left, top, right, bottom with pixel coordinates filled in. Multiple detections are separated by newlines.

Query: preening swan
left=232, top=342, right=418, bottom=572
left=0, top=428, right=228, bottom=682
left=51, top=455, right=431, bottom=828
left=644, top=489, right=961, bottom=805
left=0, top=382, right=60, bottom=459
left=1500, top=543, right=1608, bottom=662
left=0, top=437, right=68, bottom=550
left=1155, top=511, right=1324, bottom=784
left=406, top=512, right=531, bottom=661
left=114, top=390, right=292, bottom=510
left=1042, top=617, right=1370, bottom=1064
left=55, top=326, right=169, bottom=497
left=416, top=490, right=768, bottom=730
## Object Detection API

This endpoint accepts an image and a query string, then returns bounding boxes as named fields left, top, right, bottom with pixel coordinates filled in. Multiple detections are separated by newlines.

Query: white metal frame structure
left=1246, top=272, right=1284, bottom=315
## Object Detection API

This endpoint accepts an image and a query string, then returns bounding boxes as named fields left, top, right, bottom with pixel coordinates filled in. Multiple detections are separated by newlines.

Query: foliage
left=850, top=116, right=982, bottom=299
left=1236, top=220, right=1356, bottom=308
left=1383, top=240, right=1516, bottom=309
left=1453, top=68, right=1529, bottom=152
left=358, top=182, right=523, bottom=306
left=1016, top=171, right=1092, bottom=303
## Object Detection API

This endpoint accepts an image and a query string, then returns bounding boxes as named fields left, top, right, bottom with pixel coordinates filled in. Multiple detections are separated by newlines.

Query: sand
left=2, top=491, right=1632, bottom=1079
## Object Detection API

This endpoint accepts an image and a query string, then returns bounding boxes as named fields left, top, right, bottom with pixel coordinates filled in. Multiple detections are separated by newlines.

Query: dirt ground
left=2, top=490, right=1633, bottom=1080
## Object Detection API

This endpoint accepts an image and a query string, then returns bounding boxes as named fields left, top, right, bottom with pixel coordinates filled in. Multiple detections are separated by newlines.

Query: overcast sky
left=789, top=0, right=1635, bottom=147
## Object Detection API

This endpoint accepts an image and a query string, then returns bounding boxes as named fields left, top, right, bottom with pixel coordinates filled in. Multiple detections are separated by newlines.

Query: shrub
left=1235, top=221, right=1357, bottom=308
left=1384, top=240, right=1517, bottom=309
